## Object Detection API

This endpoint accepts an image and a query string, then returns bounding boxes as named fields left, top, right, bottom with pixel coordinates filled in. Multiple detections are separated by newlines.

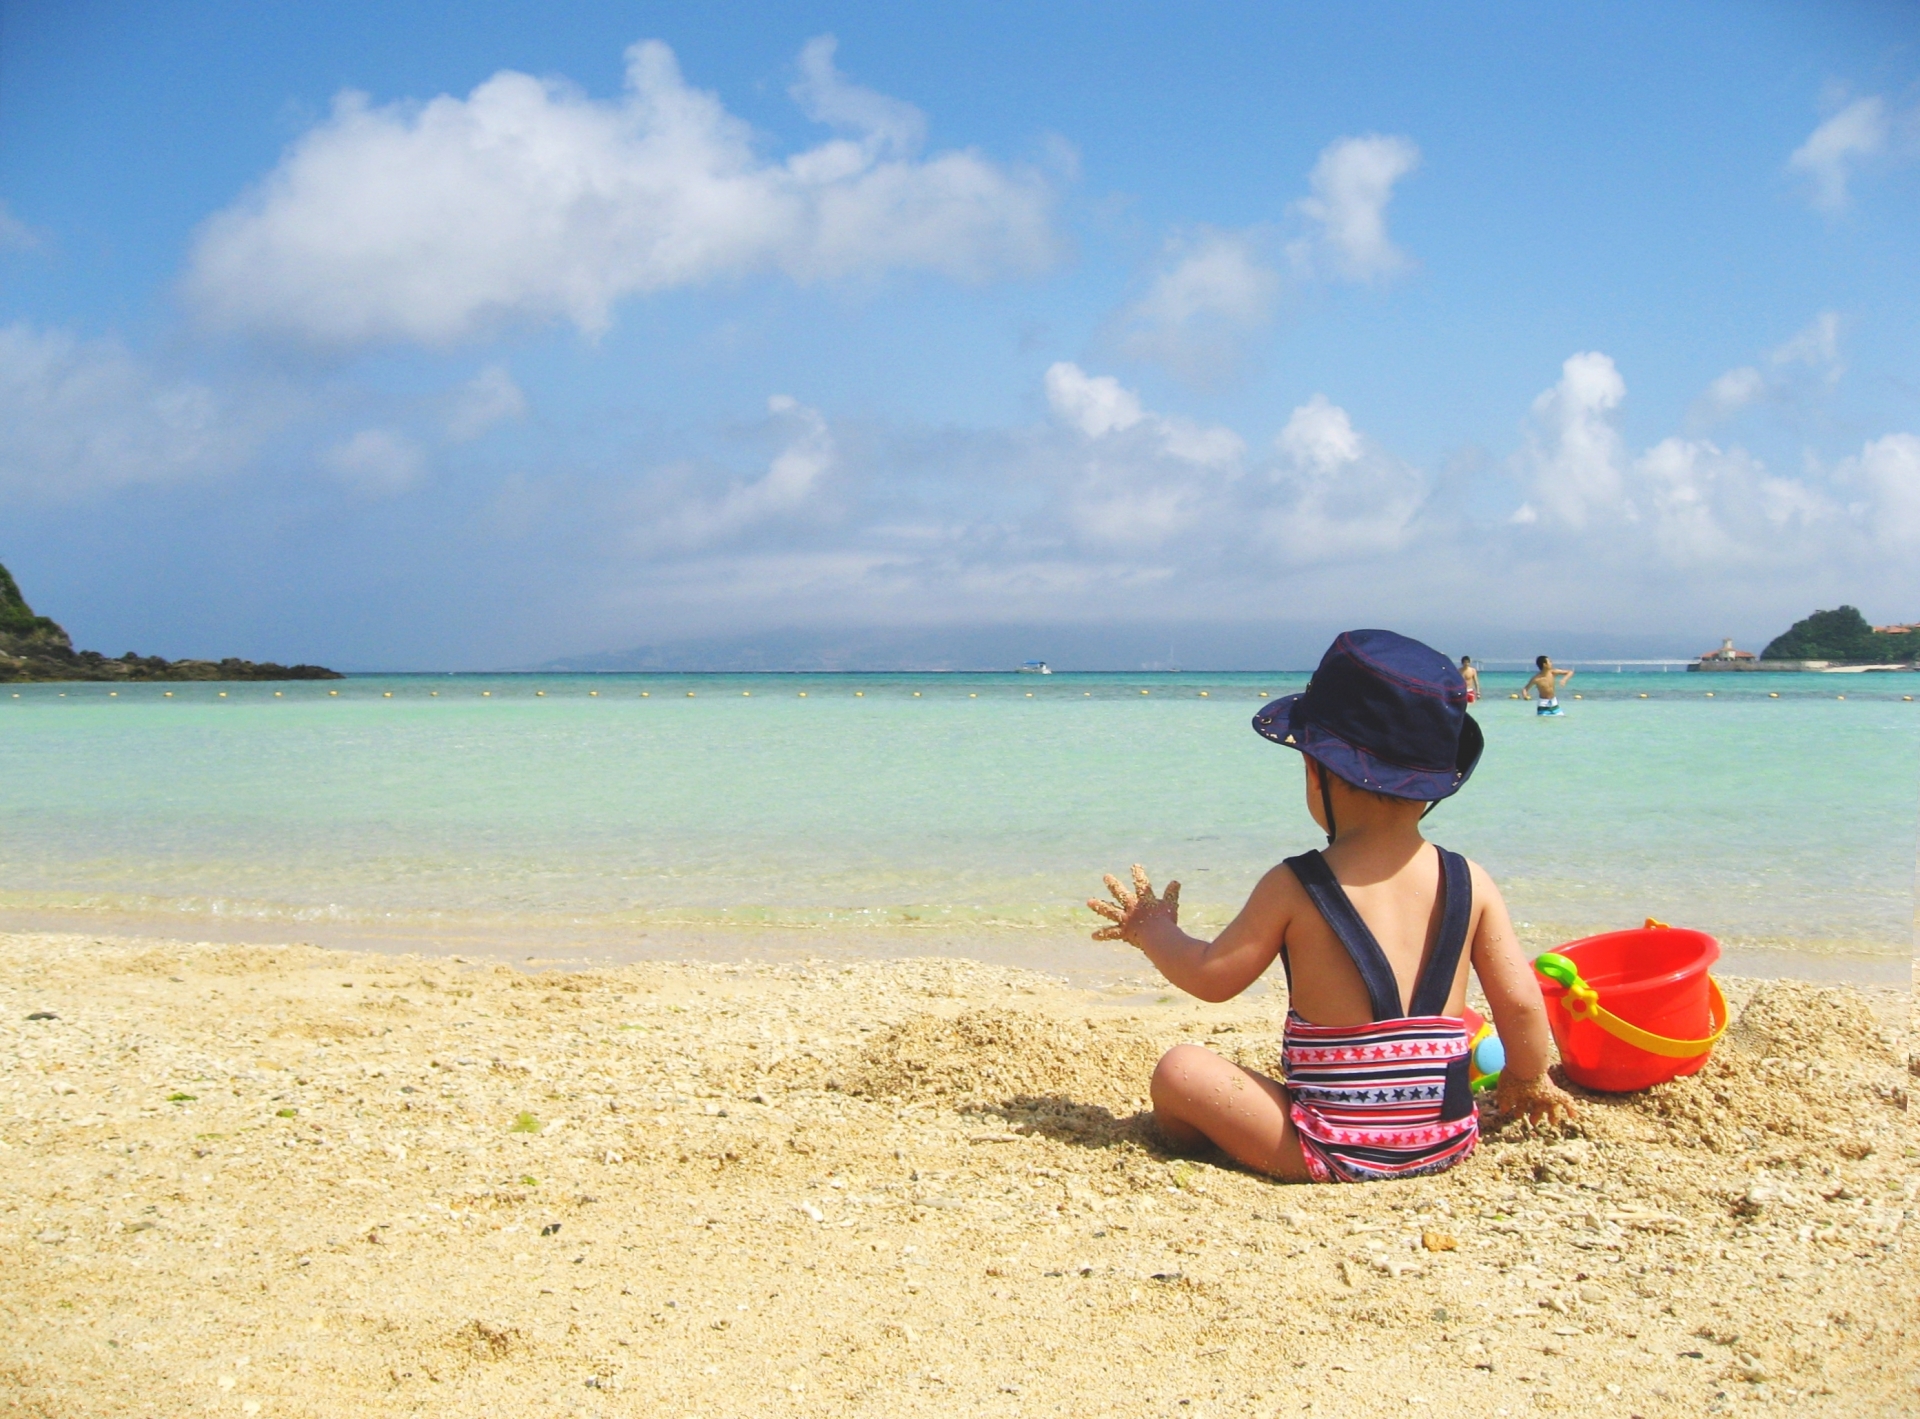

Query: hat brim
left=1251, top=694, right=1482, bottom=801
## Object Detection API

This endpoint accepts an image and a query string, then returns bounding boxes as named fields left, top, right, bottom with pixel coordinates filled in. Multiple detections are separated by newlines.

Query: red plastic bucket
left=1534, top=927, right=1721, bottom=1092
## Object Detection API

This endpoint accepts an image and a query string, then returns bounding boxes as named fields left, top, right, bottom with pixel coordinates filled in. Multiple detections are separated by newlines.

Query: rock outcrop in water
left=0, top=561, right=341, bottom=683
left=1760, top=606, right=1920, bottom=664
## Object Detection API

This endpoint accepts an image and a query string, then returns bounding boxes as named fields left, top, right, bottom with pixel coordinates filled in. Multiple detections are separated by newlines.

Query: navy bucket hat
left=1252, top=629, right=1483, bottom=801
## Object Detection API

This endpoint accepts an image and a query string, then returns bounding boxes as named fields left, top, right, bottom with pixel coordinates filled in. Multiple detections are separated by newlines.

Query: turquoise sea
left=2, top=672, right=1915, bottom=983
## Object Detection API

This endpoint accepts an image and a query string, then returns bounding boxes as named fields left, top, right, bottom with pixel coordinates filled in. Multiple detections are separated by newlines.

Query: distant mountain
left=0, top=561, right=342, bottom=683
left=532, top=622, right=1705, bottom=674
left=1761, top=606, right=1920, bottom=663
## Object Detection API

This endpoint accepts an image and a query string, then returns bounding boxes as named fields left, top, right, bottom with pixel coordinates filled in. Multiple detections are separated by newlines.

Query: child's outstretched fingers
left=1087, top=867, right=1176, bottom=943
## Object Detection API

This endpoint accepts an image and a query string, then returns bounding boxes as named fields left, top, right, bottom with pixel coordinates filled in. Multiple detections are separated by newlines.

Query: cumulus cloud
left=1691, top=312, right=1843, bottom=425
left=1265, top=395, right=1425, bottom=561
left=320, top=428, right=428, bottom=497
left=1511, top=352, right=1629, bottom=528
left=648, top=396, right=836, bottom=548
left=1290, top=135, right=1421, bottom=280
left=1043, top=362, right=1242, bottom=547
left=1837, top=433, right=1920, bottom=549
left=185, top=37, right=1058, bottom=348
left=0, top=322, right=256, bottom=498
left=445, top=365, right=528, bottom=441
left=1111, top=229, right=1282, bottom=383
left=1788, top=97, right=1890, bottom=211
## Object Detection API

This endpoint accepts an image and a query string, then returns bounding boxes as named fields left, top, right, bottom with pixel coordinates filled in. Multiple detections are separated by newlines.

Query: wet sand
left=2, top=932, right=1915, bottom=1417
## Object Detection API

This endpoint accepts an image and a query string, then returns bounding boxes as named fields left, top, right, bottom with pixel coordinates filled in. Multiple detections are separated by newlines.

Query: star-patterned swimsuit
left=1278, top=847, right=1479, bottom=1183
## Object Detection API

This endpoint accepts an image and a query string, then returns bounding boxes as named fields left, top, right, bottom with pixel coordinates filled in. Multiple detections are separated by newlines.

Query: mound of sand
left=842, top=1009, right=1166, bottom=1110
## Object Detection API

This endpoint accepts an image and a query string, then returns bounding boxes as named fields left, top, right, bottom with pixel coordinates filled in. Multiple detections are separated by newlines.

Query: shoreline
left=3, top=929, right=1914, bottom=1416
left=0, top=909, right=1911, bottom=989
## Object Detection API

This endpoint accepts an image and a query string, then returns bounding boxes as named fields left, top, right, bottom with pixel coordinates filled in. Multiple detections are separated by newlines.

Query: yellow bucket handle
left=1534, top=952, right=1728, bottom=1060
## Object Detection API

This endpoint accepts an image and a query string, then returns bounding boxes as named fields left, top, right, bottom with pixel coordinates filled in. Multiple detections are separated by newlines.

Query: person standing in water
left=1522, top=655, right=1574, bottom=716
left=1459, top=656, right=1480, bottom=704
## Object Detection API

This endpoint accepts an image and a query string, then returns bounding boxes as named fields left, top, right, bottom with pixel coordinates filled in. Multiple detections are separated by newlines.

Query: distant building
left=1698, top=638, right=1756, bottom=662
left=1872, top=623, right=1919, bottom=635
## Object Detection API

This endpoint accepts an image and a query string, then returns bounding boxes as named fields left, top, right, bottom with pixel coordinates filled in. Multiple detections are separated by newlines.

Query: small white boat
left=1018, top=660, right=1052, bottom=675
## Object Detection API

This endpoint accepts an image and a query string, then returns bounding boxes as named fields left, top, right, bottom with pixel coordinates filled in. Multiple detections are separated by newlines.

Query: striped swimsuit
left=1279, top=847, right=1479, bottom=1183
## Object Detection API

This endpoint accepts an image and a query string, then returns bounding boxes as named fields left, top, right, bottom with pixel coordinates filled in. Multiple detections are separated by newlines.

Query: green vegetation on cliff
left=1761, top=606, right=1920, bottom=664
left=0, top=561, right=341, bottom=682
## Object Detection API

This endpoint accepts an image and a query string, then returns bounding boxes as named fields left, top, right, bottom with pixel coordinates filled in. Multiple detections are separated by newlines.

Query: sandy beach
left=2, top=931, right=1914, bottom=1417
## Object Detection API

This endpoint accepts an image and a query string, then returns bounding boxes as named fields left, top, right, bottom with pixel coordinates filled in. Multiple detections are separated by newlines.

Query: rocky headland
left=0, top=561, right=340, bottom=683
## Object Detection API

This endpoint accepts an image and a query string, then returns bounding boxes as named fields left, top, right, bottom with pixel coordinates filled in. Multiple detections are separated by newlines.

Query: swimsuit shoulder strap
left=1406, top=846, right=1473, bottom=1017
left=1282, top=850, right=1404, bottom=1020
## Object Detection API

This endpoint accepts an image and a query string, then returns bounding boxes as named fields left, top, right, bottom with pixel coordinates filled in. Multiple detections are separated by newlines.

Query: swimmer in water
left=1522, top=655, right=1574, bottom=715
left=1459, top=656, right=1480, bottom=704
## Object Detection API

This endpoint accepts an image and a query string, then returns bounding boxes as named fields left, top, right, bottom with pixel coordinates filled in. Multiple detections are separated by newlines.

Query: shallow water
left=2, top=671, right=1915, bottom=981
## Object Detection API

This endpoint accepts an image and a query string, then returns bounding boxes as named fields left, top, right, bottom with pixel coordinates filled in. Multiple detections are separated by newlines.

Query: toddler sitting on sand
left=1088, top=630, right=1574, bottom=1182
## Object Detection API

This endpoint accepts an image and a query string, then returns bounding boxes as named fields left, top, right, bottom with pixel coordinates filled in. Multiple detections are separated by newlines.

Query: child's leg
left=1149, top=1045, right=1311, bottom=1182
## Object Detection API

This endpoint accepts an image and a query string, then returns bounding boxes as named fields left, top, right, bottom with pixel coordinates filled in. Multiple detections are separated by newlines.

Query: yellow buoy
left=329, top=690, right=339, bottom=696
left=1769, top=692, right=1779, bottom=698
left=855, top=691, right=864, bottom=697
left=969, top=693, right=976, bottom=698
left=912, top=691, right=920, bottom=697
left=1837, top=694, right=1845, bottom=700
left=1509, top=693, right=1520, bottom=699
left=1140, top=689, right=1149, bottom=695
left=687, top=691, right=695, bottom=697
left=163, top=691, right=172, bottom=697
left=1573, top=694, right=1581, bottom=699
left=742, top=691, right=750, bottom=697
left=1704, top=692, right=1713, bottom=697
left=431, top=690, right=438, bottom=696
left=1026, top=692, right=1033, bottom=697
left=1905, top=695, right=1913, bottom=702
left=588, top=690, right=597, bottom=697
left=798, top=691, right=807, bottom=697
left=641, top=691, right=650, bottom=697
left=536, top=690, right=546, bottom=696
left=109, top=691, right=118, bottom=697
left=1199, top=691, right=1208, bottom=697
left=482, top=690, right=492, bottom=696
left=273, top=690, right=282, bottom=697
left=1638, top=693, right=1648, bottom=698
left=384, top=690, right=393, bottom=697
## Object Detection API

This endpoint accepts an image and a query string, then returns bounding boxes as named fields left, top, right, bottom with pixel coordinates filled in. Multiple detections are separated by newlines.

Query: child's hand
left=1495, top=1072, right=1578, bottom=1126
left=1087, top=864, right=1181, bottom=944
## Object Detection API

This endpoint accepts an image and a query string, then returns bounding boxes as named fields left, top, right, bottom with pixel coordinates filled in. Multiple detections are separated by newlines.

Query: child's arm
left=1088, top=864, right=1285, bottom=1003
left=1466, top=863, right=1577, bottom=1125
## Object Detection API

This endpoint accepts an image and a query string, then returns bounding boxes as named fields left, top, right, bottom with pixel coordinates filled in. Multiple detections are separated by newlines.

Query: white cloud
left=446, top=365, right=528, bottom=441
left=1691, top=312, right=1843, bottom=424
left=1265, top=395, right=1425, bottom=560
left=1290, top=135, right=1421, bottom=280
left=789, top=35, right=925, bottom=158
left=649, top=395, right=835, bottom=547
left=0, top=322, right=255, bottom=498
left=185, top=38, right=1058, bottom=348
left=0, top=201, right=41, bottom=253
left=1788, top=97, right=1889, bottom=211
left=1112, top=229, right=1281, bottom=383
left=1513, top=351, right=1629, bottom=528
left=1836, top=433, right=1920, bottom=549
left=321, top=428, right=427, bottom=497
left=1044, top=362, right=1242, bottom=467
left=1043, top=362, right=1242, bottom=547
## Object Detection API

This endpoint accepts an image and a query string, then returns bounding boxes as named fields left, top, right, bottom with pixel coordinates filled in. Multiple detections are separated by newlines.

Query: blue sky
left=2, top=1, right=1917, bottom=669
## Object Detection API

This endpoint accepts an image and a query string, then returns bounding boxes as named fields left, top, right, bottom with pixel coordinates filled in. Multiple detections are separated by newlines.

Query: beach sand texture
left=2, top=933, right=1914, bottom=1417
